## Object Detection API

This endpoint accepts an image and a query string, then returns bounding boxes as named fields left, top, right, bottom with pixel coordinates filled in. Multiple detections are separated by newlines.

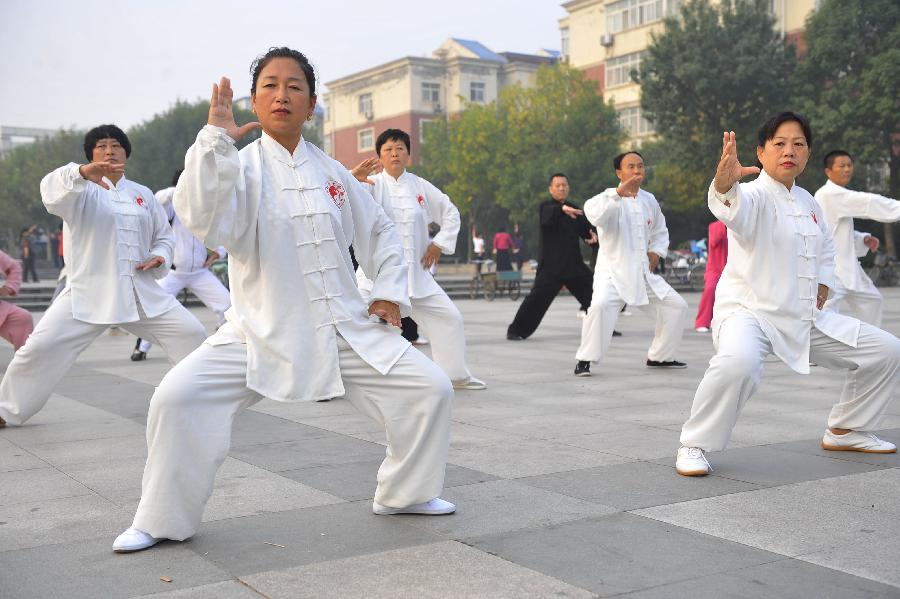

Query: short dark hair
left=548, top=172, right=568, bottom=185
left=171, top=168, right=184, bottom=187
left=756, top=111, right=813, bottom=149
left=824, top=149, right=852, bottom=169
left=375, top=129, right=410, bottom=155
left=250, top=47, right=316, bottom=96
left=613, top=151, right=643, bottom=170
left=83, top=124, right=131, bottom=161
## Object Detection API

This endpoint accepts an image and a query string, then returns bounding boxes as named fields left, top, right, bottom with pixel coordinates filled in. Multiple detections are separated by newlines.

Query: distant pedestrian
left=512, top=224, right=527, bottom=271
left=19, top=226, right=39, bottom=282
left=492, top=226, right=514, bottom=271
left=694, top=220, right=727, bottom=332
left=0, top=250, right=34, bottom=351
left=472, top=231, right=485, bottom=261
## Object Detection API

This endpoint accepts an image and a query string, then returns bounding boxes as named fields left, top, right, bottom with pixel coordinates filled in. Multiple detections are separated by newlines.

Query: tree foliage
left=419, top=64, right=622, bottom=256
left=637, top=0, right=796, bottom=223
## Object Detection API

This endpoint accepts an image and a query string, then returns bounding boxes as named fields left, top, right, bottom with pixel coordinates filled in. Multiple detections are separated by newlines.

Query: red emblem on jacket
left=136, top=196, right=144, bottom=206
left=417, top=194, right=425, bottom=207
left=646, top=219, right=652, bottom=226
left=325, top=179, right=346, bottom=208
left=811, top=211, right=817, bottom=224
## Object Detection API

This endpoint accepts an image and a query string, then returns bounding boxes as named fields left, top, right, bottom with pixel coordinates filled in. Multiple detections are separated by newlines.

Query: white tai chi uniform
left=680, top=172, right=900, bottom=452
left=136, top=187, right=231, bottom=354
left=356, top=170, right=473, bottom=383
left=576, top=188, right=687, bottom=364
left=130, top=126, right=453, bottom=541
left=815, top=180, right=900, bottom=326
left=0, top=165, right=207, bottom=425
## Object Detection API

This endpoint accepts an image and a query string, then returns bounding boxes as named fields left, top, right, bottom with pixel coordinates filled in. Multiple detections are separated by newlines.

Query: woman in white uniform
left=0, top=125, right=207, bottom=427
left=113, top=48, right=455, bottom=553
left=676, top=112, right=900, bottom=477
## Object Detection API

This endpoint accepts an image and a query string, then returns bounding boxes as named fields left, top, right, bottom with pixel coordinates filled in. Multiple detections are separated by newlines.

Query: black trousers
left=507, top=267, right=593, bottom=339
left=401, top=317, right=418, bottom=342
left=22, top=256, right=39, bottom=282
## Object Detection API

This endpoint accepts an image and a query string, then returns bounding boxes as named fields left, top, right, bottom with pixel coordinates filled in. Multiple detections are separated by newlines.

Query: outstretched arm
left=708, top=131, right=762, bottom=239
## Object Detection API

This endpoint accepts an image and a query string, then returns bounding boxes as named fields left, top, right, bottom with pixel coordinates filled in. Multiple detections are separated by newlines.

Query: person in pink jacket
left=0, top=249, right=34, bottom=352
left=694, top=220, right=728, bottom=332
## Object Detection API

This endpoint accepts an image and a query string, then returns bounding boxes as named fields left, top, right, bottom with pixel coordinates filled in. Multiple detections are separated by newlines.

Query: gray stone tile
left=617, top=558, right=900, bottom=598
left=1, top=410, right=145, bottom=446
left=229, top=435, right=387, bottom=472
left=0, top=466, right=93, bottom=506
left=395, top=479, right=615, bottom=538
left=0, top=536, right=230, bottom=599
left=448, top=437, right=632, bottom=479
left=800, top=531, right=900, bottom=588
left=650, top=445, right=889, bottom=487
left=0, top=438, right=46, bottom=472
left=469, top=513, right=782, bottom=596
left=280, top=459, right=497, bottom=502
left=455, top=410, right=626, bottom=439
left=130, top=580, right=263, bottom=598
left=555, top=424, right=685, bottom=459
left=26, top=434, right=148, bottom=467
left=633, top=484, right=900, bottom=558
left=764, top=429, right=900, bottom=466
left=230, top=410, right=336, bottom=448
left=241, top=540, right=594, bottom=599
left=520, top=460, right=760, bottom=510
left=186, top=501, right=442, bottom=576
left=785, top=469, right=900, bottom=517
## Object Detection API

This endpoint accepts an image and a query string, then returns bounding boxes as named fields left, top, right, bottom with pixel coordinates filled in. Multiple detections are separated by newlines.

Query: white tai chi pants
left=823, top=278, right=883, bottom=327
left=0, top=292, right=207, bottom=425
left=410, top=290, right=472, bottom=382
left=131, top=328, right=453, bottom=541
left=138, top=270, right=231, bottom=353
left=576, top=277, right=688, bottom=364
left=681, top=311, right=900, bottom=452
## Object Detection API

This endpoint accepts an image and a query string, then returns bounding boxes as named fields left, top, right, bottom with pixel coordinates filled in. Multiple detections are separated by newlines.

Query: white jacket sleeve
left=708, top=181, right=758, bottom=241
left=852, top=230, right=870, bottom=258
left=647, top=198, right=670, bottom=259
left=814, top=201, right=836, bottom=290
left=422, top=178, right=460, bottom=254
left=147, top=191, right=175, bottom=278
left=831, top=189, right=900, bottom=223
left=340, top=169, right=410, bottom=314
left=40, top=163, right=89, bottom=222
left=174, top=125, right=255, bottom=258
left=583, top=190, right=622, bottom=230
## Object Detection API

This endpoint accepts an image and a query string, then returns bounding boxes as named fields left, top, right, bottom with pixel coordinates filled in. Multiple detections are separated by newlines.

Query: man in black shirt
left=507, top=173, right=596, bottom=340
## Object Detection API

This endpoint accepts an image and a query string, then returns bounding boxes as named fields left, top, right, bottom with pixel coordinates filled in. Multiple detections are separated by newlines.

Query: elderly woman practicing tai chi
left=675, top=112, right=900, bottom=477
left=113, top=48, right=455, bottom=553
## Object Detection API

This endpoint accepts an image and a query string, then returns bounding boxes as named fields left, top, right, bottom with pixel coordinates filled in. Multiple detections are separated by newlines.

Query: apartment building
left=559, top=0, right=817, bottom=146
left=322, top=38, right=558, bottom=167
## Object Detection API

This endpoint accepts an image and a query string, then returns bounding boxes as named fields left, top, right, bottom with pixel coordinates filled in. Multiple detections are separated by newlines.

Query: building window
left=469, top=81, right=486, bottom=103
left=605, top=52, right=644, bottom=88
left=617, top=106, right=654, bottom=137
left=422, top=82, right=441, bottom=104
left=607, top=0, right=679, bottom=33
left=419, top=119, right=434, bottom=143
left=358, top=93, right=373, bottom=117
left=358, top=128, right=374, bottom=152
left=561, top=27, right=570, bottom=59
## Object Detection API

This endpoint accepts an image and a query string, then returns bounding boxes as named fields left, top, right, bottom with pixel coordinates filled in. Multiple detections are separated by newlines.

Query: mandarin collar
left=757, top=169, right=794, bottom=195
left=260, top=131, right=306, bottom=165
left=383, top=170, right=410, bottom=185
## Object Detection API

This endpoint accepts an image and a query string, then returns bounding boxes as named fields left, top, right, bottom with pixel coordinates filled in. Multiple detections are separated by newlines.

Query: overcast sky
left=1, top=0, right=566, bottom=131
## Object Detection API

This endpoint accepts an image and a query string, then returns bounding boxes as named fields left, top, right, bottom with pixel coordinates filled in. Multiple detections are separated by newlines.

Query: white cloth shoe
left=112, top=527, right=160, bottom=553
left=676, top=446, right=712, bottom=476
left=452, top=376, right=487, bottom=390
left=695, top=326, right=710, bottom=333
left=373, top=498, right=456, bottom=515
left=412, top=336, right=430, bottom=346
left=821, top=430, right=897, bottom=453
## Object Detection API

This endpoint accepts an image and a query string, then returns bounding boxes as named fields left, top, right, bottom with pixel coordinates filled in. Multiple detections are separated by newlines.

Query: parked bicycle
left=469, top=260, right=522, bottom=301
left=867, top=252, right=899, bottom=287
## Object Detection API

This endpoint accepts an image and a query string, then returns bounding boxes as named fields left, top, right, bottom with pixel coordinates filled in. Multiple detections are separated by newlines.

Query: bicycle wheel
left=469, top=278, right=478, bottom=299
left=689, top=266, right=706, bottom=291
left=509, top=280, right=521, bottom=300
left=881, top=264, right=899, bottom=287
left=483, top=279, right=496, bottom=301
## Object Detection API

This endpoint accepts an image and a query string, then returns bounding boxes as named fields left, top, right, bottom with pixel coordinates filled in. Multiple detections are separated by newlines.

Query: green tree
left=794, top=0, right=900, bottom=256
left=637, top=0, right=796, bottom=223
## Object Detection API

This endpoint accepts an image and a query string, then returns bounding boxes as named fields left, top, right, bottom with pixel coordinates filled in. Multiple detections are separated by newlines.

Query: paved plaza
left=1, top=289, right=899, bottom=598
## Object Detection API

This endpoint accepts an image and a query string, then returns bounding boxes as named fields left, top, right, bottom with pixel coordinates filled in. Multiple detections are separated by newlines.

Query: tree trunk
left=886, top=141, right=900, bottom=258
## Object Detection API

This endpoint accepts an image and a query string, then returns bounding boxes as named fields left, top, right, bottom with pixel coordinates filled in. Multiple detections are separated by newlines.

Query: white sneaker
left=821, top=430, right=897, bottom=454
left=412, top=336, right=430, bottom=346
left=676, top=446, right=712, bottom=476
left=452, top=377, right=487, bottom=390
left=373, top=497, right=456, bottom=515
left=695, top=326, right=710, bottom=333
left=112, top=527, right=160, bottom=553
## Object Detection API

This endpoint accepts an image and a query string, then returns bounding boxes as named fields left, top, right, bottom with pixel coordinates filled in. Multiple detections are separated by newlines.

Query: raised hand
left=864, top=235, right=880, bottom=252
left=561, top=205, right=583, bottom=219
left=350, top=157, right=382, bottom=183
left=78, top=161, right=125, bottom=190
left=208, top=77, right=260, bottom=141
left=616, top=174, right=642, bottom=198
left=714, top=131, right=760, bottom=194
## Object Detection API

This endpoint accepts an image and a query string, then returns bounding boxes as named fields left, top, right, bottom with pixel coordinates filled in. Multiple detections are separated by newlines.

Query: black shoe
left=507, top=332, right=524, bottom=341
left=612, top=330, right=622, bottom=337
left=574, top=361, right=591, bottom=377
left=646, top=359, right=686, bottom=369
left=131, top=350, right=148, bottom=362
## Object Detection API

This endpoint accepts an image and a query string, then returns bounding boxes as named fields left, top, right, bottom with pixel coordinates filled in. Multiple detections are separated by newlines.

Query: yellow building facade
left=559, top=0, right=818, bottom=146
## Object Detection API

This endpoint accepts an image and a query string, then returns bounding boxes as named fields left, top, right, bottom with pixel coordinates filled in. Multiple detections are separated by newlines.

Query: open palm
left=208, top=77, right=260, bottom=141
left=714, top=131, right=760, bottom=194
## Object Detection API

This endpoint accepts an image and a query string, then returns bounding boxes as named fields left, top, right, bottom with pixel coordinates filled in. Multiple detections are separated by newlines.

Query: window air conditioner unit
left=600, top=34, right=614, bottom=47
left=364, top=111, right=374, bottom=121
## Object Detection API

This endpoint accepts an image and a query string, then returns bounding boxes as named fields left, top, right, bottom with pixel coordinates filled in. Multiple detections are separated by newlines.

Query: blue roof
left=451, top=38, right=507, bottom=63
left=541, top=49, right=562, bottom=58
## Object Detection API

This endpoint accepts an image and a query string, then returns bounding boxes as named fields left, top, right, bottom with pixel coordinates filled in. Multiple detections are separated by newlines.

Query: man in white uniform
left=574, top=152, right=688, bottom=377
left=113, top=49, right=455, bottom=553
left=676, top=113, right=900, bottom=477
left=0, top=125, right=207, bottom=427
left=814, top=149, right=900, bottom=326
left=131, top=169, right=231, bottom=361
left=352, top=128, right=485, bottom=390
